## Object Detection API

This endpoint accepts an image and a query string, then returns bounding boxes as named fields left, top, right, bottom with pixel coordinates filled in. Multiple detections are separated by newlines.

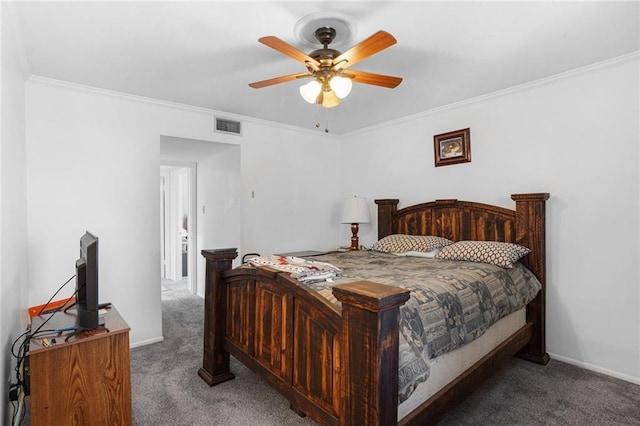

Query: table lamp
left=341, top=196, right=371, bottom=250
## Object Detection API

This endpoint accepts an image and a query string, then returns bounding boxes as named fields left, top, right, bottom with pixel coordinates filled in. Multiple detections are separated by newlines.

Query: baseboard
left=129, top=336, right=164, bottom=349
left=549, top=352, right=640, bottom=385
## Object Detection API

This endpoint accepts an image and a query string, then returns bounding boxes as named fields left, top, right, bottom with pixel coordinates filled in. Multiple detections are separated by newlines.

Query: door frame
left=160, top=161, right=198, bottom=295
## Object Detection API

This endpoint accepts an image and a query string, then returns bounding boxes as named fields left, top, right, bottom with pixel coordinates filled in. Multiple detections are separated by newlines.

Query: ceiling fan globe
left=321, top=90, right=340, bottom=108
left=299, top=80, right=322, bottom=103
left=330, top=76, right=352, bottom=99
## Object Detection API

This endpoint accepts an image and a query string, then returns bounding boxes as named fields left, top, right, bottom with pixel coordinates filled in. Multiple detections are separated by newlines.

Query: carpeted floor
left=131, top=280, right=316, bottom=426
left=130, top=280, right=640, bottom=425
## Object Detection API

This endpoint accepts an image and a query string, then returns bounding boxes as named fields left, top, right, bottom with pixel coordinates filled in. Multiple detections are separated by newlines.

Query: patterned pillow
left=372, top=234, right=453, bottom=254
left=434, top=240, right=530, bottom=268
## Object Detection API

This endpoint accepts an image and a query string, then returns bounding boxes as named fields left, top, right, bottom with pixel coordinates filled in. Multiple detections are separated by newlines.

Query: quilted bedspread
left=304, top=250, right=542, bottom=403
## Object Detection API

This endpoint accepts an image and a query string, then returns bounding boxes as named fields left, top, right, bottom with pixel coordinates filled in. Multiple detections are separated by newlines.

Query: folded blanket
left=247, top=255, right=341, bottom=284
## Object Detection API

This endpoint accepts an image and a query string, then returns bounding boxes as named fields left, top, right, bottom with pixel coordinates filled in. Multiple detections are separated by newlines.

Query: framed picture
left=434, top=128, right=471, bottom=167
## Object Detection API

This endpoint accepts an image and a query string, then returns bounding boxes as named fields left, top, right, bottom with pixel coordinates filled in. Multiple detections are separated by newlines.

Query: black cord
left=10, top=330, right=29, bottom=358
left=35, top=274, right=76, bottom=316
left=30, top=327, right=76, bottom=338
left=16, top=286, right=81, bottom=390
left=9, top=274, right=79, bottom=426
left=30, top=285, right=80, bottom=338
left=14, top=338, right=28, bottom=387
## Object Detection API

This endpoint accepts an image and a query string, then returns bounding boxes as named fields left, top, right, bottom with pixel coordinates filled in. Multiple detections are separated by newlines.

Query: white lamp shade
left=329, top=76, right=352, bottom=99
left=341, top=196, right=371, bottom=224
left=299, top=80, right=322, bottom=103
left=321, top=89, right=341, bottom=108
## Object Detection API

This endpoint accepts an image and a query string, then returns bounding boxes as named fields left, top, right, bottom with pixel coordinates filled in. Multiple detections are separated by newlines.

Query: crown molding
left=342, top=51, right=640, bottom=139
left=26, top=50, right=638, bottom=141
left=26, top=75, right=340, bottom=139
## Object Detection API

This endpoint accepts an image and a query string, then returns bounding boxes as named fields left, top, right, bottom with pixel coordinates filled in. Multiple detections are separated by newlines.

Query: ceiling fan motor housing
left=315, top=27, right=336, bottom=45
left=309, top=27, right=342, bottom=63
left=249, top=22, right=402, bottom=102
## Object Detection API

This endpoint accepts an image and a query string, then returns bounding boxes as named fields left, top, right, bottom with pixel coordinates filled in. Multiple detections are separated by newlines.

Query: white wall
left=25, top=79, right=340, bottom=346
left=1, top=3, right=29, bottom=423
left=239, top=123, right=342, bottom=255
left=26, top=82, right=165, bottom=346
left=196, top=145, right=241, bottom=297
left=340, top=55, right=640, bottom=383
left=12, top=18, right=637, bottom=401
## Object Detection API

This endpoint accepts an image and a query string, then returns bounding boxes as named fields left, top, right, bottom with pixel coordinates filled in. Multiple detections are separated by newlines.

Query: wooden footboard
left=199, top=193, right=549, bottom=425
left=200, top=249, right=410, bottom=425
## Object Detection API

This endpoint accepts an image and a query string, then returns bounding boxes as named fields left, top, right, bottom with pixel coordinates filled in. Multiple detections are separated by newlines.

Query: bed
left=198, top=193, right=549, bottom=425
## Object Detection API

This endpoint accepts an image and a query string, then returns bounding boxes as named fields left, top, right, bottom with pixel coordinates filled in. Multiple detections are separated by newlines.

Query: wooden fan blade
left=259, top=36, right=320, bottom=67
left=346, top=70, right=403, bottom=88
left=332, top=31, right=397, bottom=70
left=249, top=73, right=311, bottom=89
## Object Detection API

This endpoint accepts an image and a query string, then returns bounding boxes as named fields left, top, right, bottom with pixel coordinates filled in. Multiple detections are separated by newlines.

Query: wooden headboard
left=375, top=192, right=550, bottom=364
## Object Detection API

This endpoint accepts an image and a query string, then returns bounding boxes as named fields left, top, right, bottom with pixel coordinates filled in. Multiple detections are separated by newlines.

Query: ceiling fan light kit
left=299, top=74, right=351, bottom=107
left=249, top=14, right=403, bottom=118
left=299, top=79, right=322, bottom=103
left=329, top=75, right=352, bottom=99
left=320, top=89, right=340, bottom=109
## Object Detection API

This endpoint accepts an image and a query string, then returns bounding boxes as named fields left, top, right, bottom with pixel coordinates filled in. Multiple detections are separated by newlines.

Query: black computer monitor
left=75, top=231, right=99, bottom=330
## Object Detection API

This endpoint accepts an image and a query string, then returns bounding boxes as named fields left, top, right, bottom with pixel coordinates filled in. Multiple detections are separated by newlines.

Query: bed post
left=333, top=281, right=411, bottom=426
left=511, top=193, right=550, bottom=365
left=375, top=199, right=400, bottom=239
left=199, top=248, right=238, bottom=386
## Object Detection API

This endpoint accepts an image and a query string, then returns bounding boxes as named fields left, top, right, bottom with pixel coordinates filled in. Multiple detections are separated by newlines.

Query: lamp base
left=350, top=223, right=360, bottom=251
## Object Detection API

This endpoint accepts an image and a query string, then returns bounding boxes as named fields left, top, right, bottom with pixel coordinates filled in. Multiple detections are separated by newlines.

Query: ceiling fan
left=249, top=27, right=403, bottom=108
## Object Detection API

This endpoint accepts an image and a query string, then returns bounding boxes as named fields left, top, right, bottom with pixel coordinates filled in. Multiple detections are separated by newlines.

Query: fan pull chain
left=312, top=102, right=329, bottom=133
left=324, top=107, right=329, bottom=133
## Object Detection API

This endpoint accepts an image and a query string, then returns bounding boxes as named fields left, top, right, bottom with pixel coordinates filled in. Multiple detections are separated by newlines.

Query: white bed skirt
left=398, top=308, right=526, bottom=420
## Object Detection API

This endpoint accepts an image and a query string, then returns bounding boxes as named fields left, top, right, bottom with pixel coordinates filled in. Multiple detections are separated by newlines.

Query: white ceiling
left=11, top=1, right=640, bottom=135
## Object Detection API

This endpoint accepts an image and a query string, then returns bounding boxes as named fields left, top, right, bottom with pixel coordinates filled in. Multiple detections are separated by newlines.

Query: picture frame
left=434, top=128, right=471, bottom=167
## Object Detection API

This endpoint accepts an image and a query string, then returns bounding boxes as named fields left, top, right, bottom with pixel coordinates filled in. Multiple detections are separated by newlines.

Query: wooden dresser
left=29, top=306, right=132, bottom=425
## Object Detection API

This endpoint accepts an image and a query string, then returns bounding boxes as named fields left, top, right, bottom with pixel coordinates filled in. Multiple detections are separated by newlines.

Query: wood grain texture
left=200, top=193, right=549, bottom=425
left=30, top=307, right=132, bottom=426
left=199, top=248, right=238, bottom=386
left=258, top=36, right=320, bottom=66
left=254, top=280, right=291, bottom=379
left=333, top=31, right=397, bottom=70
left=512, top=193, right=550, bottom=365
left=293, top=298, right=340, bottom=417
left=334, top=283, right=410, bottom=426
left=374, top=198, right=518, bottom=243
left=248, top=72, right=310, bottom=89
left=346, top=69, right=403, bottom=88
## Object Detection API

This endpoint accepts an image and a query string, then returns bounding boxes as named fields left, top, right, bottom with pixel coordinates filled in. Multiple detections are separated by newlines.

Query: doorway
left=160, top=163, right=197, bottom=294
left=159, top=135, right=242, bottom=299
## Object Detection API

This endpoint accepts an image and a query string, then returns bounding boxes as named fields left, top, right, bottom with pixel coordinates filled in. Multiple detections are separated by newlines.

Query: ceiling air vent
left=215, top=117, right=242, bottom=135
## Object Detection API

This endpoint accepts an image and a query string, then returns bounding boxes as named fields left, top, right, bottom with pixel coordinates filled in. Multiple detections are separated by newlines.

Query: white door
left=160, top=164, right=197, bottom=294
